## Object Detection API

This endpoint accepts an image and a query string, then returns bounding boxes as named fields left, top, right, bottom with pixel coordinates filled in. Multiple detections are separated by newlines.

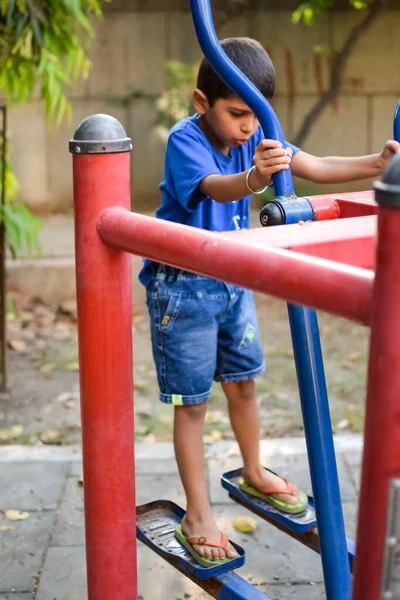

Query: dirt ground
left=0, top=293, right=369, bottom=446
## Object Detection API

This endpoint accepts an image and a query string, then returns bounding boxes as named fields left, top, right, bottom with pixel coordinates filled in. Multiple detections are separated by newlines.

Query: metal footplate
left=221, top=467, right=317, bottom=533
left=136, top=500, right=245, bottom=581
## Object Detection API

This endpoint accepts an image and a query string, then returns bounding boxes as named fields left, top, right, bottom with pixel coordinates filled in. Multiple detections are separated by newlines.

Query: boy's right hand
left=252, top=140, right=292, bottom=187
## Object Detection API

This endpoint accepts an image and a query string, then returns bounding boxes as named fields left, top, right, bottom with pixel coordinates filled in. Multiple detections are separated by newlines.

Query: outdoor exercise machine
left=69, top=1, right=400, bottom=599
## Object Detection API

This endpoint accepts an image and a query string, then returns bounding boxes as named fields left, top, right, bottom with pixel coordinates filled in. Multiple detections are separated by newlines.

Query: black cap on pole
left=374, top=152, right=400, bottom=209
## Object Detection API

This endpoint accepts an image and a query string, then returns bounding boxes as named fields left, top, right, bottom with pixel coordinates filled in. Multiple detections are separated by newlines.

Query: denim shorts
left=145, top=264, right=265, bottom=405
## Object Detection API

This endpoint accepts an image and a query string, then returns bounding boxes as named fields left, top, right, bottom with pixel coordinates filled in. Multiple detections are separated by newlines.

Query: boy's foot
left=241, top=467, right=300, bottom=505
left=181, top=514, right=238, bottom=561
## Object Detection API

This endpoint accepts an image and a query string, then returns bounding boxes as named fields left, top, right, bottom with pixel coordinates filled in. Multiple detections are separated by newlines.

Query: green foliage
left=0, top=0, right=106, bottom=124
left=0, top=139, right=41, bottom=258
left=154, top=61, right=197, bottom=142
left=0, top=0, right=107, bottom=258
left=293, top=0, right=373, bottom=25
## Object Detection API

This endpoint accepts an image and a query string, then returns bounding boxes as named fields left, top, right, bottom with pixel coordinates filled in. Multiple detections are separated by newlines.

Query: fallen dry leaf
left=66, top=362, right=79, bottom=372
left=233, top=516, right=257, bottom=534
left=348, top=352, right=362, bottom=363
left=8, top=339, right=27, bottom=353
left=39, top=363, right=56, bottom=375
left=56, top=392, right=73, bottom=403
left=0, top=425, right=23, bottom=442
left=336, top=419, right=349, bottom=431
left=77, top=475, right=84, bottom=486
left=4, top=510, right=29, bottom=521
left=40, top=429, right=63, bottom=445
left=0, top=525, right=13, bottom=531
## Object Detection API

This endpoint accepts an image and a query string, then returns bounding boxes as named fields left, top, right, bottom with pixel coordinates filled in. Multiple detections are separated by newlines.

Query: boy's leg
left=222, top=379, right=300, bottom=504
left=174, top=403, right=238, bottom=560
left=215, top=286, right=301, bottom=503
left=146, top=268, right=239, bottom=560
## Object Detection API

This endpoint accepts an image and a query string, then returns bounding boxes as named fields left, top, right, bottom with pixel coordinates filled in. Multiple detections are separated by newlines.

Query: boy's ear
left=193, top=89, right=209, bottom=114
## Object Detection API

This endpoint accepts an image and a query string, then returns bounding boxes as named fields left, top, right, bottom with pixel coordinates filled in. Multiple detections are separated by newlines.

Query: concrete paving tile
left=342, top=501, right=359, bottom=541
left=35, top=546, right=86, bottom=600
left=36, top=544, right=212, bottom=600
left=342, top=451, right=362, bottom=468
left=263, top=582, right=326, bottom=599
left=37, top=503, right=325, bottom=600
left=135, top=458, right=179, bottom=476
left=51, top=477, right=85, bottom=547
left=0, top=595, right=32, bottom=599
left=136, top=473, right=189, bottom=508
left=210, top=504, right=323, bottom=586
left=0, top=510, right=54, bottom=593
left=52, top=472, right=188, bottom=548
left=69, top=462, right=83, bottom=478
left=0, top=462, right=69, bottom=511
left=70, top=457, right=180, bottom=479
left=343, top=463, right=361, bottom=494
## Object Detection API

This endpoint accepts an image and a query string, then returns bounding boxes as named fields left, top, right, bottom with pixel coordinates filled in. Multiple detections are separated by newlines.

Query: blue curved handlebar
left=190, top=0, right=295, bottom=198
left=394, top=101, right=400, bottom=143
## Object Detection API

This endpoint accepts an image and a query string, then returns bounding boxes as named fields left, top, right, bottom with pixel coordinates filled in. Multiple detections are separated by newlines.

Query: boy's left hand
left=380, top=140, right=400, bottom=170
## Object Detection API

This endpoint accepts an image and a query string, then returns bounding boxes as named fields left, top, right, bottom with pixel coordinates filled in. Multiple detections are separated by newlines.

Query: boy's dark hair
left=197, top=37, right=275, bottom=105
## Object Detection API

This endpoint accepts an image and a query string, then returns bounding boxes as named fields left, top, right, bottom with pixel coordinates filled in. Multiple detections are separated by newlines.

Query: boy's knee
left=175, top=402, right=208, bottom=423
left=224, top=379, right=255, bottom=402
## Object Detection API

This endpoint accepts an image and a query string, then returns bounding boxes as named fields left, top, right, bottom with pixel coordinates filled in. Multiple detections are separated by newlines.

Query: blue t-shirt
left=139, top=114, right=300, bottom=286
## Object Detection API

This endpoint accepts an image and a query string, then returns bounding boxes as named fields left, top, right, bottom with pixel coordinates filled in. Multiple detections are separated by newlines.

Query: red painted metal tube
left=306, top=194, right=341, bottom=221
left=352, top=177, right=400, bottom=597
left=98, top=207, right=373, bottom=325
left=225, top=215, right=377, bottom=269
left=305, top=190, right=377, bottom=221
left=71, top=120, right=136, bottom=599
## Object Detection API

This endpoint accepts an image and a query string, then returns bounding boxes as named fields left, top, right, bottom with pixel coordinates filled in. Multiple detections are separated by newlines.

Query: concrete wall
left=8, top=5, right=400, bottom=214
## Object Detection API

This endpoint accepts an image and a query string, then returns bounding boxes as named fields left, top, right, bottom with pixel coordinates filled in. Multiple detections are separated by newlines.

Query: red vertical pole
left=352, top=152, right=400, bottom=600
left=70, top=115, right=136, bottom=600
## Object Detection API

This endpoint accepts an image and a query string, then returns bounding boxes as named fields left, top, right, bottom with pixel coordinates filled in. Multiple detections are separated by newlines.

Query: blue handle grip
left=394, top=101, right=400, bottom=143
left=190, top=0, right=295, bottom=198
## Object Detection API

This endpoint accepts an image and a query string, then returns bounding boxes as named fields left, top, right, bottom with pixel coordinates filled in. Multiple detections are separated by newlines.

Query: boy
left=140, top=37, right=399, bottom=565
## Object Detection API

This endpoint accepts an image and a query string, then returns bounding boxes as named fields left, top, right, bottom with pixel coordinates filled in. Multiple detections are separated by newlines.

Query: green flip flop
left=174, top=524, right=237, bottom=568
left=238, top=476, right=308, bottom=514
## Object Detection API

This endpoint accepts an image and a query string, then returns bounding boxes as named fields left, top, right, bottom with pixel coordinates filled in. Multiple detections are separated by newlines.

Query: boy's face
left=193, top=91, right=260, bottom=154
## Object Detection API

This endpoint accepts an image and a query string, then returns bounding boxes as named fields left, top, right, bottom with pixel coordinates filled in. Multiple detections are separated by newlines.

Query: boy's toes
left=217, top=547, right=225, bottom=560
left=212, top=548, right=224, bottom=560
left=226, top=543, right=239, bottom=559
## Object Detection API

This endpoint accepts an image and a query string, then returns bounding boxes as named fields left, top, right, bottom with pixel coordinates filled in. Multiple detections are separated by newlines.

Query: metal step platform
left=221, top=467, right=356, bottom=572
left=221, top=467, right=317, bottom=533
left=136, top=499, right=245, bottom=580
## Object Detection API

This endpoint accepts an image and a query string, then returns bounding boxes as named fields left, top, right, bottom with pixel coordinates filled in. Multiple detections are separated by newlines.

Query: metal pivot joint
left=260, top=197, right=314, bottom=226
left=374, top=152, right=400, bottom=208
left=69, top=113, right=132, bottom=155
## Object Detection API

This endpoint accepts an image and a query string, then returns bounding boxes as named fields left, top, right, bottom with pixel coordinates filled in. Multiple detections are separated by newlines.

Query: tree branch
left=292, top=0, right=384, bottom=147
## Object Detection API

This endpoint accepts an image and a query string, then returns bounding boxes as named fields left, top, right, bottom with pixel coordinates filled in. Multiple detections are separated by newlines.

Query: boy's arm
left=199, top=140, right=291, bottom=203
left=291, top=141, right=400, bottom=183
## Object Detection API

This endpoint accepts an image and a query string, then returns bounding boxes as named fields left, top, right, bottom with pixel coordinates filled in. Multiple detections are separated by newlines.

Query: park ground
left=0, top=292, right=368, bottom=447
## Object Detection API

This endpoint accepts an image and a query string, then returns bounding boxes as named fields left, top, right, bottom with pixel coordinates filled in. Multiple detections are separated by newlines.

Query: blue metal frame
left=190, top=0, right=293, bottom=200
left=394, top=100, right=400, bottom=143
left=190, top=2, right=352, bottom=599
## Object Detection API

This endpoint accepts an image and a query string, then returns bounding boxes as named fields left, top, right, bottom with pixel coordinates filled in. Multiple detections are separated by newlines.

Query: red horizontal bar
left=224, top=215, right=377, bottom=269
left=97, top=207, right=373, bottom=325
left=306, top=190, right=377, bottom=221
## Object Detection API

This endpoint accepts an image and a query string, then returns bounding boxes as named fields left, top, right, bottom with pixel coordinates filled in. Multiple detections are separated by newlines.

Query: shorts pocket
left=159, top=293, right=182, bottom=331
